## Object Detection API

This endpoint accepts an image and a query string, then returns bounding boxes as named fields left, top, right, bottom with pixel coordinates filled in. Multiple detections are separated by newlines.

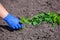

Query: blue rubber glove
left=3, top=13, right=23, bottom=29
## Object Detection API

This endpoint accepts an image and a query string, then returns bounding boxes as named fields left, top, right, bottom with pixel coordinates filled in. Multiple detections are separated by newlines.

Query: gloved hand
left=3, top=13, right=23, bottom=29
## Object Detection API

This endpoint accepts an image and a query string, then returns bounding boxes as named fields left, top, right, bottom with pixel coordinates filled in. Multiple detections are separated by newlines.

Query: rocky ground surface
left=0, top=0, right=60, bottom=40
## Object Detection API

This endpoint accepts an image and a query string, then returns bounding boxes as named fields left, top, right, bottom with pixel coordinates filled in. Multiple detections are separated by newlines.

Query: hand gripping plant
left=20, top=11, right=60, bottom=28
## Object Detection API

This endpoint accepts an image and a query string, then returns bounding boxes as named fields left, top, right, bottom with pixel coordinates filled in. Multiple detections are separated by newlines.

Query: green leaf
left=32, top=21, right=38, bottom=26
left=47, top=11, right=58, bottom=17
left=21, top=16, right=30, bottom=24
left=57, top=16, right=60, bottom=24
left=53, top=16, right=58, bottom=23
left=44, top=17, right=53, bottom=23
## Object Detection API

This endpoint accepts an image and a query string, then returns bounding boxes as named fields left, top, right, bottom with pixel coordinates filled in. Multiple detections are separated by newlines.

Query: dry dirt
left=0, top=0, right=60, bottom=40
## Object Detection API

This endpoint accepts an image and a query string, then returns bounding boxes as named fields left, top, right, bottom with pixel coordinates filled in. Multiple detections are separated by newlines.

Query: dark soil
left=0, top=0, right=60, bottom=40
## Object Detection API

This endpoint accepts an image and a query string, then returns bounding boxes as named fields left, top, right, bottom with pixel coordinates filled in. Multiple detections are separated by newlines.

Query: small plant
left=20, top=11, right=60, bottom=28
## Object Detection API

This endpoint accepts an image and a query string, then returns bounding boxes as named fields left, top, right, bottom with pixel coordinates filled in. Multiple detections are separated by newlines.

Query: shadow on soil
left=0, top=25, right=21, bottom=32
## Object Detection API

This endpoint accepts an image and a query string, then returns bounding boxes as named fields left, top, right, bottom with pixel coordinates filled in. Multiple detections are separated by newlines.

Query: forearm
left=0, top=3, right=8, bottom=19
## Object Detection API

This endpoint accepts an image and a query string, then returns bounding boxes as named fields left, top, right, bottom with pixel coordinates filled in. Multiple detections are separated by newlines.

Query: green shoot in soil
left=20, top=11, right=60, bottom=28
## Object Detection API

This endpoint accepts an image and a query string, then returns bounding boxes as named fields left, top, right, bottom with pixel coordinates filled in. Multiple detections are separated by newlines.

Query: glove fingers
left=15, top=25, right=19, bottom=29
left=17, top=24, right=23, bottom=29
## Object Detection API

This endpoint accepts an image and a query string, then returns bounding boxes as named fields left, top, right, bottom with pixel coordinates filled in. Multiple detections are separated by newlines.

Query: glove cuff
left=3, top=13, right=13, bottom=21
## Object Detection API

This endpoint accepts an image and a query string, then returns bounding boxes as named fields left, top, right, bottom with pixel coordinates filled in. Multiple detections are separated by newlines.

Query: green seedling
left=20, top=11, right=60, bottom=29
left=20, top=16, right=30, bottom=24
